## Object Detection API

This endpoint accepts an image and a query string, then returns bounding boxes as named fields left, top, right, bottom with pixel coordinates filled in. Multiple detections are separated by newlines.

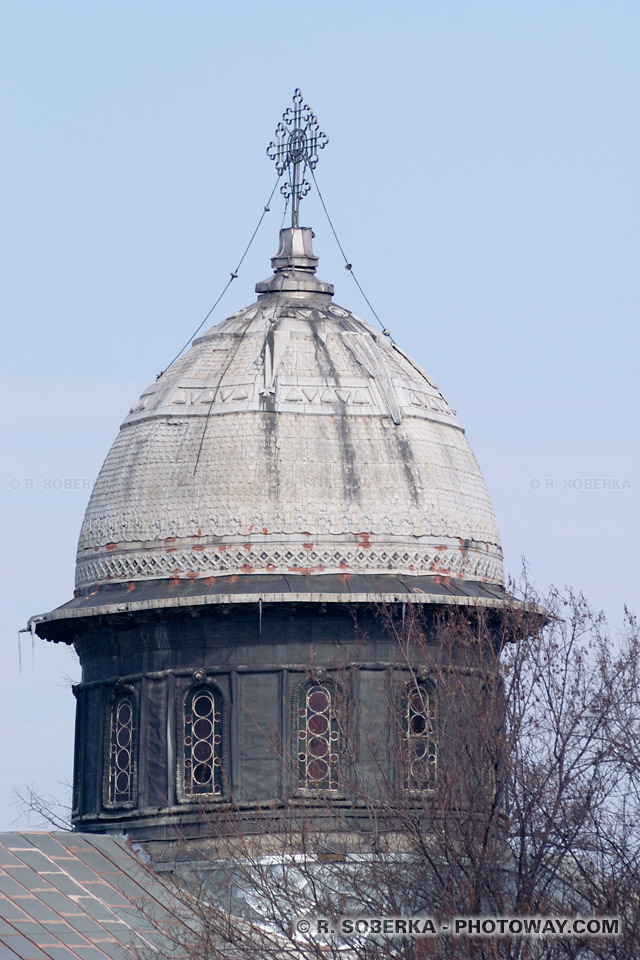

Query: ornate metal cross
left=267, top=88, right=328, bottom=228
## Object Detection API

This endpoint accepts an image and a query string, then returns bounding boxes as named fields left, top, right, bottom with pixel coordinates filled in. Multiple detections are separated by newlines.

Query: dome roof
left=75, top=228, right=503, bottom=595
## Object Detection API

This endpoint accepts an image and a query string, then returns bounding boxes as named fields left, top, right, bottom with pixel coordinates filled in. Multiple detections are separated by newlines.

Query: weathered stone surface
left=76, top=233, right=503, bottom=590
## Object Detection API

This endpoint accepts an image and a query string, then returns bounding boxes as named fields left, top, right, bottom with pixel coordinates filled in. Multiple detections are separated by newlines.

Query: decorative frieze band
left=76, top=541, right=503, bottom=588
left=124, top=376, right=458, bottom=427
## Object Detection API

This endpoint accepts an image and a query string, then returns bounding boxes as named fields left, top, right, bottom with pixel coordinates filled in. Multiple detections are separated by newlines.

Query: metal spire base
left=255, top=227, right=334, bottom=298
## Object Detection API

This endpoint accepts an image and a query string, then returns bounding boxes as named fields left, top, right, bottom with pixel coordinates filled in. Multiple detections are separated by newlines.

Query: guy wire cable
left=192, top=208, right=291, bottom=477
left=310, top=168, right=393, bottom=342
left=192, top=268, right=289, bottom=478
left=191, top=306, right=258, bottom=477
left=157, top=175, right=282, bottom=380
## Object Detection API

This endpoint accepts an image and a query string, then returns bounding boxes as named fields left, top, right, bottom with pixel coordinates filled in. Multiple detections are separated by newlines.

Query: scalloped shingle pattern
left=76, top=298, right=503, bottom=588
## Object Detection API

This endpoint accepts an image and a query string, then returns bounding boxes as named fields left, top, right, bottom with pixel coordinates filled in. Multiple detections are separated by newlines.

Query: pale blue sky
left=1, top=1, right=637, bottom=828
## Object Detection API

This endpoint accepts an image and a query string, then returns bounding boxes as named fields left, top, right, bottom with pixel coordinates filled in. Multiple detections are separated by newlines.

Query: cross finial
left=267, top=88, right=328, bottom=229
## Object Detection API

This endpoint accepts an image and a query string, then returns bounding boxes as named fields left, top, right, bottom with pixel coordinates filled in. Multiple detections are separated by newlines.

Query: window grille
left=298, top=682, right=339, bottom=790
left=183, top=686, right=222, bottom=797
left=107, top=695, right=135, bottom=805
left=406, top=683, right=436, bottom=789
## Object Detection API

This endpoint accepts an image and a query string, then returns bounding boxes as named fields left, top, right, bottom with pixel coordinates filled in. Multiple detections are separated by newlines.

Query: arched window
left=107, top=693, right=135, bottom=805
left=183, top=686, right=222, bottom=797
left=406, top=682, right=436, bottom=790
left=298, top=681, right=339, bottom=790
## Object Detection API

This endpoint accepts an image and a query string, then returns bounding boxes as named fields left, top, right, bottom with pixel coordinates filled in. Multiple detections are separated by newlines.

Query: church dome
left=75, top=227, right=503, bottom=596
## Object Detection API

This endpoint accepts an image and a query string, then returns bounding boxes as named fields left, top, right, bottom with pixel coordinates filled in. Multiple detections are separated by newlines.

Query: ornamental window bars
left=298, top=681, right=340, bottom=791
left=107, top=694, right=135, bottom=805
left=406, top=682, right=437, bottom=790
left=183, top=686, right=222, bottom=797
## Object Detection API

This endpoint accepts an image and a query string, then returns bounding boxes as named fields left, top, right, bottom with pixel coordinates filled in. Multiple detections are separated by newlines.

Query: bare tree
left=132, top=584, right=639, bottom=960
left=11, top=782, right=72, bottom=831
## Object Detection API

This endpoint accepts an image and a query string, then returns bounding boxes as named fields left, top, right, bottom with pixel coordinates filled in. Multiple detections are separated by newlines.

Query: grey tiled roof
left=0, top=832, right=182, bottom=960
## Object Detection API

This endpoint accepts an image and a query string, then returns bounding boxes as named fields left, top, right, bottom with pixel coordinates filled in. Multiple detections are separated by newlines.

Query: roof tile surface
left=0, top=834, right=176, bottom=960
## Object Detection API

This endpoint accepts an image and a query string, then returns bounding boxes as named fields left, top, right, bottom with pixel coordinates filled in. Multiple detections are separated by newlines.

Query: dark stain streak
left=174, top=420, right=192, bottom=465
left=312, top=331, right=361, bottom=503
left=393, top=431, right=421, bottom=503
left=120, top=420, right=162, bottom=500
left=257, top=322, right=282, bottom=497
left=379, top=420, right=421, bottom=504
left=265, top=326, right=275, bottom=380
left=262, top=407, right=280, bottom=498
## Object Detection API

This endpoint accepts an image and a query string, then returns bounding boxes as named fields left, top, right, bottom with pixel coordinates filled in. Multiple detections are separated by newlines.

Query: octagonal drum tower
left=32, top=91, right=506, bottom=842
